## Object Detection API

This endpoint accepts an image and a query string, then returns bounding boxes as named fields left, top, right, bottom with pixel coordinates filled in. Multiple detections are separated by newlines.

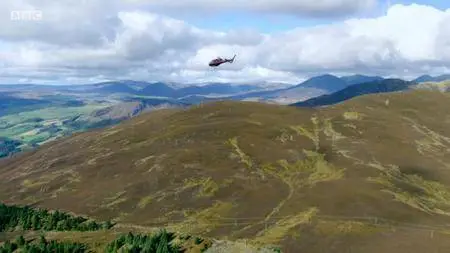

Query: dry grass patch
left=183, top=177, right=220, bottom=198
left=314, top=220, right=382, bottom=236
left=102, top=191, right=127, bottom=209
left=226, top=137, right=253, bottom=169
left=343, top=111, right=364, bottom=120
left=253, top=207, right=318, bottom=245
left=171, top=201, right=235, bottom=235
left=368, top=162, right=450, bottom=216
left=137, top=195, right=153, bottom=209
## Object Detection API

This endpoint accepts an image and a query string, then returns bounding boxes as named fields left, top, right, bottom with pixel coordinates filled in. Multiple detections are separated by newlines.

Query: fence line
left=135, top=214, right=450, bottom=233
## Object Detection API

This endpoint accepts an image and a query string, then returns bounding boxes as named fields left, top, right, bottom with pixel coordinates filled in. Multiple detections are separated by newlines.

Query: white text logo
left=11, top=10, right=43, bottom=21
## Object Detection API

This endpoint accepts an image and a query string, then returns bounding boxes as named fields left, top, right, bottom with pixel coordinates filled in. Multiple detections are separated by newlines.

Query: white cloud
left=0, top=1, right=449, bottom=85
left=0, top=0, right=120, bottom=47
left=128, top=0, right=377, bottom=18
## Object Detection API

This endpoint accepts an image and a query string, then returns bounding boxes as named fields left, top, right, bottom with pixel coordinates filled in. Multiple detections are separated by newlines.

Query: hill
left=340, top=74, right=384, bottom=86
left=0, top=202, right=277, bottom=252
left=77, top=81, right=264, bottom=98
left=0, top=93, right=52, bottom=116
left=175, top=83, right=260, bottom=98
left=139, top=82, right=177, bottom=97
left=292, top=78, right=413, bottom=107
left=1, top=89, right=450, bottom=252
left=90, top=82, right=139, bottom=94
left=412, top=80, right=450, bottom=92
left=227, top=74, right=384, bottom=104
left=413, top=74, right=450, bottom=83
left=226, top=75, right=342, bottom=104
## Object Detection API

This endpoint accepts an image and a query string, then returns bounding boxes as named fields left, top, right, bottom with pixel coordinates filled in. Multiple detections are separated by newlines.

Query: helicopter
left=208, top=54, right=236, bottom=67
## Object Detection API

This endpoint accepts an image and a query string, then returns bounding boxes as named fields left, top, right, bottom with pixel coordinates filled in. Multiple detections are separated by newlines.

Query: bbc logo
left=11, top=10, right=43, bottom=21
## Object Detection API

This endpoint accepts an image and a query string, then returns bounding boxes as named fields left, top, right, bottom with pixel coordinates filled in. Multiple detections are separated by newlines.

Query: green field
left=0, top=103, right=111, bottom=157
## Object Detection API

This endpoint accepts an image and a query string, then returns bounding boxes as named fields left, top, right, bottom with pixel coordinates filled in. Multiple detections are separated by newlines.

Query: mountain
left=176, top=94, right=222, bottom=104
left=2, top=89, right=450, bottom=252
left=68, top=98, right=189, bottom=130
left=139, top=82, right=177, bottom=97
left=175, top=83, right=260, bottom=97
left=340, top=74, right=384, bottom=85
left=292, top=78, right=413, bottom=107
left=413, top=74, right=450, bottom=83
left=78, top=81, right=264, bottom=98
left=227, top=74, right=356, bottom=104
left=91, top=81, right=139, bottom=94
left=297, top=74, right=348, bottom=91
left=0, top=93, right=52, bottom=116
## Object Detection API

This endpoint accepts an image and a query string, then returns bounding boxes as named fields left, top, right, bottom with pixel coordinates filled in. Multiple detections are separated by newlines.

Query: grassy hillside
left=1, top=89, right=450, bottom=252
left=0, top=202, right=277, bottom=252
left=412, top=80, right=450, bottom=92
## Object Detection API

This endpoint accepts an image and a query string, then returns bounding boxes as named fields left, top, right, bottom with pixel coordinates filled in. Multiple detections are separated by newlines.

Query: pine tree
left=155, top=230, right=168, bottom=253
left=31, top=214, right=39, bottom=230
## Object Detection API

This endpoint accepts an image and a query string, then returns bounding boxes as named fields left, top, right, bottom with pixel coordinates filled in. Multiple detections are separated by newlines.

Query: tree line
left=105, top=230, right=182, bottom=253
left=0, top=203, right=114, bottom=232
left=0, top=235, right=87, bottom=253
left=0, top=230, right=184, bottom=253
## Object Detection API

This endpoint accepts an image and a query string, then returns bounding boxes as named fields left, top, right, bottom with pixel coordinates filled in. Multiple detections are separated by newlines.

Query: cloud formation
left=0, top=1, right=449, bottom=85
left=133, top=0, right=377, bottom=18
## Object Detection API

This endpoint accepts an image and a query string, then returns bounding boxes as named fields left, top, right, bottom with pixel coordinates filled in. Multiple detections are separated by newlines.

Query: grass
left=367, top=161, right=450, bottom=216
left=314, top=220, right=381, bottom=236
left=0, top=103, right=111, bottom=157
left=226, top=137, right=254, bottom=169
left=343, top=111, right=364, bottom=120
left=0, top=229, right=219, bottom=253
left=137, top=196, right=153, bottom=209
left=168, top=201, right=235, bottom=236
left=2, top=90, right=450, bottom=252
left=267, top=150, right=345, bottom=188
left=253, top=207, right=318, bottom=245
left=183, top=177, right=220, bottom=198
left=323, top=118, right=345, bottom=143
left=290, top=124, right=319, bottom=150
left=405, top=117, right=450, bottom=158
left=103, top=191, right=128, bottom=209
left=0, top=104, right=106, bottom=128
left=204, top=239, right=280, bottom=253
left=413, top=80, right=450, bottom=92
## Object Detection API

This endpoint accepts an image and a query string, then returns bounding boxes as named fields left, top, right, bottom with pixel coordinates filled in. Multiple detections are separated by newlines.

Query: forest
left=105, top=230, right=182, bottom=253
left=0, top=231, right=183, bottom=253
left=0, top=203, right=114, bottom=232
left=0, top=203, right=190, bottom=252
left=0, top=235, right=87, bottom=253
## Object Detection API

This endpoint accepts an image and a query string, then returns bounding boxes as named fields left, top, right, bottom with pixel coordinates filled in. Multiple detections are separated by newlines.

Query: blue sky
left=158, top=10, right=333, bottom=33
left=155, top=0, right=449, bottom=33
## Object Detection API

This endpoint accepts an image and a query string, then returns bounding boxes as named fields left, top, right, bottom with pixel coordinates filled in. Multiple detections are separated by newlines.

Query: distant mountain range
left=413, top=74, right=450, bottom=83
left=292, top=78, right=414, bottom=107
left=225, top=74, right=386, bottom=104
left=1, top=73, right=449, bottom=159
left=2, top=73, right=449, bottom=111
left=74, top=81, right=264, bottom=98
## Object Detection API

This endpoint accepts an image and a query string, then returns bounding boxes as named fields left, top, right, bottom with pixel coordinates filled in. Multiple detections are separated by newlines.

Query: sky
left=0, top=0, right=449, bottom=85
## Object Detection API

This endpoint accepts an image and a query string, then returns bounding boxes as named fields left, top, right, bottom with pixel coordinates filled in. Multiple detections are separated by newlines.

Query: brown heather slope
left=1, top=89, right=450, bottom=252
